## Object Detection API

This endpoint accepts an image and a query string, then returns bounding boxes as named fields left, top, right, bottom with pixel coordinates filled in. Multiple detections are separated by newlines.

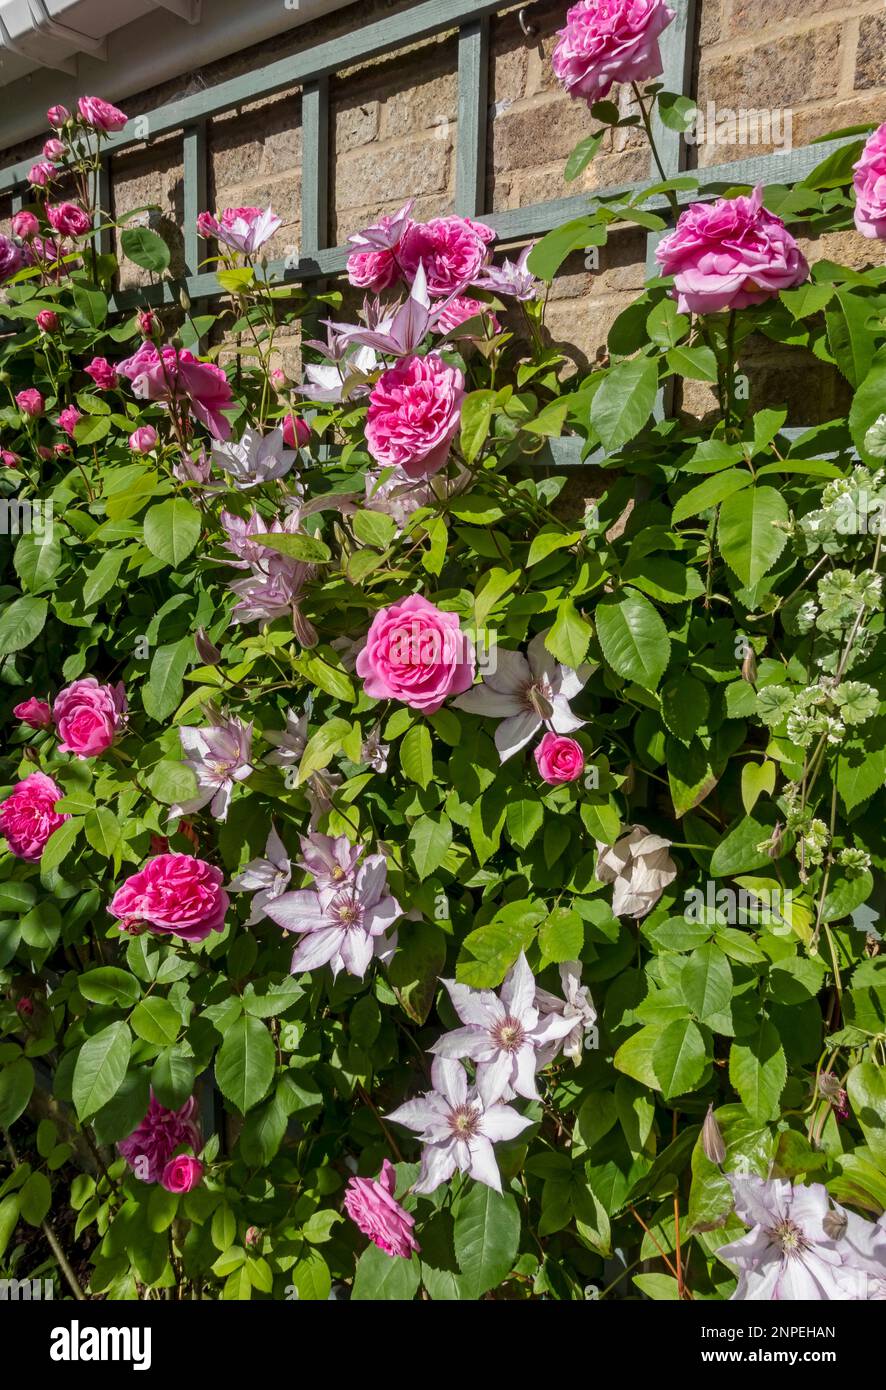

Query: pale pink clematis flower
left=534, top=961, right=597, bottom=1066
left=430, top=953, right=577, bottom=1106
left=229, top=824, right=291, bottom=925
left=453, top=629, right=590, bottom=761
left=387, top=1057, right=532, bottom=1195
left=263, top=706, right=308, bottom=768
left=171, top=708, right=253, bottom=821
left=197, top=206, right=281, bottom=255
left=211, top=426, right=296, bottom=489
left=717, top=1175, right=886, bottom=1300
left=472, top=244, right=541, bottom=301
left=297, top=831, right=362, bottom=890
left=594, top=824, right=677, bottom=918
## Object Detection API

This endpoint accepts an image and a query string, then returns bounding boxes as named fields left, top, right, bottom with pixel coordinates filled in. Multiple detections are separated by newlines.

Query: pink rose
left=119, top=1093, right=201, bottom=1184
left=52, top=677, right=125, bottom=757
left=138, top=310, right=158, bottom=339
left=344, top=1159, right=420, bottom=1259
left=84, top=356, right=118, bottom=390
left=28, top=162, right=56, bottom=187
left=129, top=425, right=157, bottom=453
left=365, top=352, right=464, bottom=480
left=16, top=389, right=45, bottom=417
left=356, top=593, right=475, bottom=714
left=2, top=451, right=21, bottom=468
left=78, top=96, right=128, bottom=133
left=0, top=772, right=68, bottom=862
left=13, top=697, right=52, bottom=729
left=534, top=733, right=585, bottom=784
left=43, top=139, right=64, bottom=160
left=0, top=235, right=24, bottom=283
left=654, top=186, right=809, bottom=315
left=346, top=247, right=401, bottom=293
left=854, top=123, right=886, bottom=240
left=36, top=310, right=60, bottom=333
left=47, top=202, right=91, bottom=238
left=11, top=211, right=39, bottom=240
left=282, top=413, right=310, bottom=449
left=108, top=854, right=229, bottom=943
left=117, top=343, right=234, bottom=440
left=552, top=0, right=675, bottom=105
left=161, top=1154, right=204, bottom=1194
left=435, top=295, right=501, bottom=337
left=58, top=406, right=81, bottom=438
left=399, top=216, right=495, bottom=296
left=47, top=105, right=70, bottom=128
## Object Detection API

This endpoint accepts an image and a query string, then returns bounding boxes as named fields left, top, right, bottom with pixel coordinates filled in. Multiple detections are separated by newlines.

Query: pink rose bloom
left=129, top=425, right=158, bottom=453
left=36, top=309, right=60, bottom=332
left=43, top=139, right=64, bottom=160
left=16, top=389, right=45, bottom=417
left=58, top=405, right=81, bottom=438
left=78, top=96, right=128, bottom=133
left=47, top=202, right=91, bottom=238
left=138, top=309, right=158, bottom=339
left=196, top=206, right=281, bottom=255
left=552, top=0, right=675, bottom=105
left=118, top=1093, right=201, bottom=1184
left=109, top=854, right=228, bottom=942
left=345, top=201, right=414, bottom=292
left=84, top=356, right=118, bottom=390
left=282, top=413, right=310, bottom=449
left=117, top=343, right=234, bottom=440
left=435, top=295, right=501, bottom=337
left=47, top=105, right=69, bottom=128
left=11, top=211, right=39, bottom=240
left=655, top=186, right=809, bottom=315
left=365, top=352, right=464, bottom=480
left=346, top=247, right=401, bottom=293
left=161, top=1154, right=204, bottom=1194
left=28, top=161, right=56, bottom=187
left=854, top=123, right=886, bottom=240
left=399, top=216, right=495, bottom=296
left=534, top=733, right=585, bottom=784
left=52, top=677, right=125, bottom=757
left=356, top=593, right=475, bottom=714
left=14, top=697, right=52, bottom=729
left=2, top=451, right=21, bottom=468
left=0, top=772, right=68, bottom=862
left=0, top=236, right=24, bottom=282
left=344, top=1159, right=420, bottom=1259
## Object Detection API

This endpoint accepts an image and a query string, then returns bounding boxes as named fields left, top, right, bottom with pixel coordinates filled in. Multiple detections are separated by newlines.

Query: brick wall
left=1, top=0, right=885, bottom=423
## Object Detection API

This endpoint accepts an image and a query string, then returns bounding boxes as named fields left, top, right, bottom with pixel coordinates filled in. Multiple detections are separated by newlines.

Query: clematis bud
left=741, top=646, right=757, bottom=683
left=194, top=627, right=222, bottom=665
left=179, top=287, right=191, bottom=312
left=702, top=1104, right=726, bottom=1166
left=822, top=1208, right=848, bottom=1242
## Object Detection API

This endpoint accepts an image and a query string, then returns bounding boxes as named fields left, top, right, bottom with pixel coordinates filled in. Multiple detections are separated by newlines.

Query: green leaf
left=539, top=906, right=584, bottom=964
left=718, top=486, right=789, bottom=587
left=846, top=1063, right=886, bottom=1162
left=39, top=816, right=83, bottom=873
left=0, top=595, right=48, bottom=657
left=0, top=1057, right=34, bottom=1128
left=121, top=226, right=171, bottom=273
left=352, top=1243, right=420, bottom=1300
left=595, top=588, right=670, bottom=689
left=14, top=529, right=62, bottom=592
left=79, top=967, right=141, bottom=1008
left=729, top=1021, right=787, bottom=1122
left=143, top=498, right=202, bottom=568
left=0, top=1195, right=21, bottom=1259
left=151, top=1050, right=196, bottom=1110
left=389, top=920, right=447, bottom=1024
left=453, top=1183, right=521, bottom=1299
left=408, top=814, right=453, bottom=879
left=82, top=548, right=129, bottom=608
left=460, top=389, right=497, bottom=464
left=142, top=638, right=193, bottom=722
left=741, top=760, right=776, bottom=816
left=72, top=283, right=108, bottom=329
left=132, top=997, right=181, bottom=1046
left=297, top=717, right=351, bottom=785
left=590, top=356, right=659, bottom=450
left=19, top=1171, right=51, bottom=1226
left=565, top=130, right=605, bottom=181
left=506, top=796, right=544, bottom=849
left=710, top=811, right=781, bottom=878
left=666, top=737, right=718, bottom=817
left=680, top=944, right=732, bottom=1023
left=84, top=807, right=122, bottom=857
left=527, top=215, right=606, bottom=281
left=146, top=760, right=199, bottom=806
left=257, top=532, right=331, bottom=564
left=661, top=675, right=709, bottom=742
left=400, top=724, right=434, bottom=789
left=651, top=1018, right=707, bottom=1098
left=352, top=508, right=397, bottom=550
left=72, top=1023, right=131, bottom=1120
left=526, top=526, right=581, bottom=568
left=666, top=345, right=719, bottom=381
left=545, top=598, right=592, bottom=669
left=672, top=469, right=752, bottom=524
left=215, top=1015, right=275, bottom=1114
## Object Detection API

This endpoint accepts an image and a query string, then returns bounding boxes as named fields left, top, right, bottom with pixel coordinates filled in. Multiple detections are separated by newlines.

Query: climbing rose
left=36, top=309, right=60, bottom=332
left=434, top=295, right=501, bottom=336
left=118, top=1094, right=201, bottom=1184
left=853, top=123, right=886, bottom=240
left=129, top=425, right=157, bottom=453
left=57, top=405, right=82, bottom=438
left=356, top=593, right=475, bottom=714
left=344, top=1160, right=420, bottom=1258
left=47, top=105, right=70, bottom=128
left=655, top=187, right=808, bottom=314
left=43, top=139, right=64, bottom=160
left=16, top=388, right=45, bottom=417
left=552, top=0, right=675, bottom=106
left=52, top=677, right=125, bottom=757
left=0, top=772, right=68, bottom=862
left=78, top=96, right=128, bottom=133
left=346, top=199, right=414, bottom=292
left=85, top=356, right=118, bottom=390
left=28, top=162, right=56, bottom=187
left=365, top=352, right=464, bottom=479
left=46, top=202, right=91, bottom=238
left=534, top=732, right=585, bottom=784
left=399, top=216, right=495, bottom=296
left=13, top=697, right=52, bottom=729
left=282, top=413, right=310, bottom=449
left=11, top=211, right=38, bottom=240
left=117, top=342, right=235, bottom=440
left=0, top=235, right=24, bottom=282
left=161, top=1155, right=204, bottom=1194
left=108, top=854, right=229, bottom=943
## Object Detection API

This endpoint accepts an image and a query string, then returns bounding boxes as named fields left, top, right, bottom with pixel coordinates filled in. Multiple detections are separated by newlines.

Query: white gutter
left=0, top=0, right=354, bottom=148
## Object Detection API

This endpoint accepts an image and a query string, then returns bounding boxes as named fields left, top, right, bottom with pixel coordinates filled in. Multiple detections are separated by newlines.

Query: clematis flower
left=453, top=628, right=590, bottom=761
left=361, top=727, right=390, bottom=773
left=264, top=845, right=401, bottom=979
left=263, top=706, right=308, bottom=768
left=473, top=244, right=541, bottom=301
left=594, top=824, right=677, bottom=918
left=197, top=205, right=281, bottom=255
left=430, top=953, right=576, bottom=1106
left=327, top=262, right=433, bottom=358
left=229, top=824, right=291, bottom=925
left=346, top=199, right=414, bottom=292
left=387, top=1057, right=532, bottom=1195
left=171, top=708, right=253, bottom=821
left=534, top=961, right=597, bottom=1066
left=211, top=426, right=297, bottom=488
left=296, top=832, right=362, bottom=890
left=717, top=1175, right=886, bottom=1300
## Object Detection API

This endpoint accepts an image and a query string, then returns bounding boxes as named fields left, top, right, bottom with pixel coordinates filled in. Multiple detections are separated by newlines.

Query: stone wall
left=1, top=0, right=885, bottom=420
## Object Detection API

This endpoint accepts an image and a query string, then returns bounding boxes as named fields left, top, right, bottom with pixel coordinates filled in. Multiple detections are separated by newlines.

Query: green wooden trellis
left=0, top=0, right=861, bottom=459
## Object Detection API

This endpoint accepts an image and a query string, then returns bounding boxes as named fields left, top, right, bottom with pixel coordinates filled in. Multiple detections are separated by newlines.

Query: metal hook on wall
left=517, top=7, right=539, bottom=40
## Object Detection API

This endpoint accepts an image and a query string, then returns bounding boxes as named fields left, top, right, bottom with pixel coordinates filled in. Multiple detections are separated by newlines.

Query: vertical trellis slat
left=454, top=17, right=490, bottom=219
left=182, top=123, right=208, bottom=277
left=301, top=78, right=330, bottom=266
